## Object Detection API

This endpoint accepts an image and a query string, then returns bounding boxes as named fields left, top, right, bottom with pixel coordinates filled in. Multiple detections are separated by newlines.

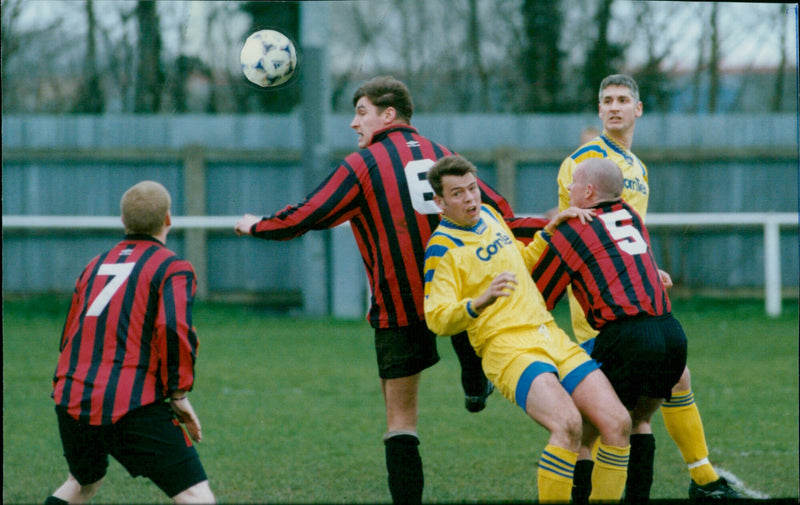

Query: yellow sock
left=661, top=389, right=719, bottom=486
left=538, top=444, right=577, bottom=502
left=590, top=443, right=630, bottom=502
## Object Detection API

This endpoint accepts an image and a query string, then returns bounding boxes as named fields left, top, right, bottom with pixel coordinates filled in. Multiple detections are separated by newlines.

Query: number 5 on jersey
left=86, top=263, right=135, bottom=316
left=599, top=209, right=648, bottom=256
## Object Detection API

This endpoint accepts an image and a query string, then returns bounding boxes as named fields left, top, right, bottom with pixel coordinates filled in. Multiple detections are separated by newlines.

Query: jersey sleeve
left=477, top=178, right=514, bottom=217
left=477, top=178, right=547, bottom=243
left=156, top=260, right=199, bottom=395
left=529, top=230, right=572, bottom=311
left=423, top=235, right=477, bottom=337
left=557, top=157, right=577, bottom=211
left=251, top=161, right=361, bottom=240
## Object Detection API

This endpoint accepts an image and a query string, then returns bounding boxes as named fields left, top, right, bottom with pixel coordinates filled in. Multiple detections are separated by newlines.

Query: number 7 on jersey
left=86, top=263, right=135, bottom=316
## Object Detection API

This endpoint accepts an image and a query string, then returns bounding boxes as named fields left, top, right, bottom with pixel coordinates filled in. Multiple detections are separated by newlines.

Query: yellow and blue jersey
left=558, top=133, right=649, bottom=217
left=423, top=204, right=553, bottom=356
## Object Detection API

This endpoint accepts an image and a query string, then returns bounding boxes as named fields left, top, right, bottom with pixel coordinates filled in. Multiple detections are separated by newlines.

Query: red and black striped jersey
left=52, top=235, right=199, bottom=425
left=251, top=124, right=545, bottom=328
left=531, top=200, right=670, bottom=330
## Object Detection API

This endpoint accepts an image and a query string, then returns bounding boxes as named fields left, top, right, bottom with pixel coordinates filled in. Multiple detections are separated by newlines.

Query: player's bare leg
left=571, top=369, right=631, bottom=502
left=47, top=474, right=103, bottom=504
left=381, top=373, right=423, bottom=504
left=522, top=372, right=581, bottom=502
left=171, top=479, right=215, bottom=503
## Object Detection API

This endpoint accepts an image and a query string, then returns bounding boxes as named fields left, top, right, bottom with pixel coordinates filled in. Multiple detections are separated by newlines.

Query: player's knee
left=171, top=480, right=215, bottom=504
left=72, top=473, right=104, bottom=497
left=673, top=366, right=691, bottom=390
left=52, top=474, right=104, bottom=503
left=607, top=406, right=632, bottom=441
left=556, top=409, right=583, bottom=448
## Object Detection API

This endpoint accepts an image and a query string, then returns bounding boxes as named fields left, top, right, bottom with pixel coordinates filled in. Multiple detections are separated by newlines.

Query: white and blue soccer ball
left=240, top=29, right=297, bottom=87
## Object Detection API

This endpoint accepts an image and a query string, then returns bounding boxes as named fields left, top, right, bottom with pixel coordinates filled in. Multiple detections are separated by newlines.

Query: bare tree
left=772, top=4, right=789, bottom=112
left=708, top=2, right=720, bottom=113
left=628, top=2, right=687, bottom=111
left=581, top=0, right=626, bottom=110
left=72, top=0, right=104, bottom=113
left=467, top=0, right=490, bottom=111
left=519, top=0, right=564, bottom=112
left=134, top=0, right=164, bottom=112
left=2, top=0, right=66, bottom=111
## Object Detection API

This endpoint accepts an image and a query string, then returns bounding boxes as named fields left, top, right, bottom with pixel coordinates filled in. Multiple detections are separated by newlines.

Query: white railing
left=642, top=213, right=798, bottom=317
left=3, top=213, right=798, bottom=317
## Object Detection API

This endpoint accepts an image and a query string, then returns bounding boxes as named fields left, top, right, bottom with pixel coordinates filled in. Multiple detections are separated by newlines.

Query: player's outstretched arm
left=234, top=214, right=261, bottom=236
left=544, top=207, right=595, bottom=235
left=170, top=394, right=203, bottom=442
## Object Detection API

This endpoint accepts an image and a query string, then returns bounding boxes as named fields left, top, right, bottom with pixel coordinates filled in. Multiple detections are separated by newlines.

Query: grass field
left=3, top=294, right=798, bottom=503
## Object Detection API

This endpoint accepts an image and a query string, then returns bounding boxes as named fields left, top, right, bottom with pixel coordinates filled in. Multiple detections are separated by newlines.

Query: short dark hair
left=598, top=74, right=640, bottom=102
left=352, top=76, right=414, bottom=122
left=427, top=155, right=478, bottom=197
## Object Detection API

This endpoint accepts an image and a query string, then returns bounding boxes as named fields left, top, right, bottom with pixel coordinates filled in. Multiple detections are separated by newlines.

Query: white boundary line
left=715, top=467, right=771, bottom=499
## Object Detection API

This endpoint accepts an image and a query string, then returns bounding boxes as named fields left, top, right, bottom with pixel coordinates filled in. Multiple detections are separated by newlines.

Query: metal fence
left=3, top=113, right=798, bottom=317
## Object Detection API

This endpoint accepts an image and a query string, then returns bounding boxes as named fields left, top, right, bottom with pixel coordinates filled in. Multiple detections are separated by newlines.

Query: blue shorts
left=56, top=401, right=207, bottom=497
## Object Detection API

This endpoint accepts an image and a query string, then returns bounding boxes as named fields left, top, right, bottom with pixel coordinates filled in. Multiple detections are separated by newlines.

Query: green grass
left=3, top=295, right=798, bottom=503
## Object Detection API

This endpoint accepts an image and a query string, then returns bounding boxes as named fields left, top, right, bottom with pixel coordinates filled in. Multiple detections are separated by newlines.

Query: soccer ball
left=240, top=29, right=297, bottom=87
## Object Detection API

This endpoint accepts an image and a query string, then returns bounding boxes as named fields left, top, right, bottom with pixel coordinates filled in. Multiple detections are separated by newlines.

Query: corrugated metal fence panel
left=2, top=114, right=798, bottom=297
left=7, top=113, right=793, bottom=151
left=205, top=159, right=306, bottom=293
left=2, top=159, right=184, bottom=215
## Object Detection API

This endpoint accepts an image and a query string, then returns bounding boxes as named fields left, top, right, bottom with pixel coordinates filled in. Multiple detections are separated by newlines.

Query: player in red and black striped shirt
left=47, top=181, right=214, bottom=504
left=235, top=76, right=546, bottom=504
left=527, top=159, right=687, bottom=502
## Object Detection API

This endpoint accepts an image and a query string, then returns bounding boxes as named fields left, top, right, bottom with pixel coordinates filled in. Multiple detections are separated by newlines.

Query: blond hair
left=120, top=180, right=171, bottom=235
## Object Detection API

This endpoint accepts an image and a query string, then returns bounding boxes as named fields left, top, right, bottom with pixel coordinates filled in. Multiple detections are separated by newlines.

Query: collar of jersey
left=124, top=233, right=164, bottom=245
left=600, top=133, right=634, bottom=165
left=590, top=199, right=623, bottom=211
left=370, top=124, right=418, bottom=144
left=440, top=215, right=487, bottom=235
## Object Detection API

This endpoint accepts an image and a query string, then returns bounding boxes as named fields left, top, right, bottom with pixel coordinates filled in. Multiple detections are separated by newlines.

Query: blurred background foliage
left=1, top=0, right=796, bottom=115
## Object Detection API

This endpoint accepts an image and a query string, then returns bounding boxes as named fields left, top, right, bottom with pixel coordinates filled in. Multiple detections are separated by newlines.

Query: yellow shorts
left=479, top=320, right=598, bottom=409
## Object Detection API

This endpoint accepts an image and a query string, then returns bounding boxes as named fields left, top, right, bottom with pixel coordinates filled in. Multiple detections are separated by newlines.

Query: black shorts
left=56, top=401, right=207, bottom=497
left=592, top=313, right=688, bottom=411
left=374, top=320, right=440, bottom=379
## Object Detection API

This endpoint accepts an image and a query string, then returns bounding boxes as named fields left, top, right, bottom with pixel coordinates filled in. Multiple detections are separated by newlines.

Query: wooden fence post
left=495, top=148, right=517, bottom=209
left=183, top=145, right=208, bottom=300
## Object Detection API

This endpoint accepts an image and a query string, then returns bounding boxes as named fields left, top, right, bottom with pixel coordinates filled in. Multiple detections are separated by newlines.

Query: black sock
left=625, top=434, right=656, bottom=504
left=451, top=331, right=486, bottom=396
left=385, top=434, right=423, bottom=504
left=44, top=497, right=68, bottom=505
left=572, top=459, right=594, bottom=504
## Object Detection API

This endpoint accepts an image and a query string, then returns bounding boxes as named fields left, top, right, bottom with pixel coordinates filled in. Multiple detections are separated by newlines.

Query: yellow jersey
left=558, top=133, right=649, bottom=217
left=423, top=204, right=553, bottom=356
